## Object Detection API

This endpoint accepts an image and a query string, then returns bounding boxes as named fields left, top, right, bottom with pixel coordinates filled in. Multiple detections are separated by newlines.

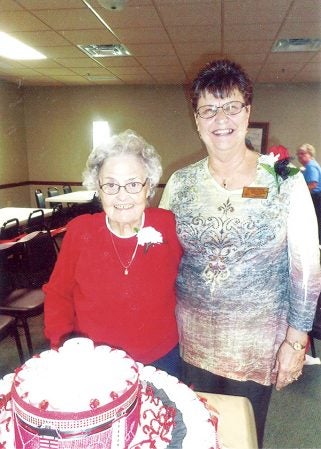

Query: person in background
left=160, top=59, right=321, bottom=447
left=297, top=143, right=321, bottom=244
left=44, top=130, right=182, bottom=378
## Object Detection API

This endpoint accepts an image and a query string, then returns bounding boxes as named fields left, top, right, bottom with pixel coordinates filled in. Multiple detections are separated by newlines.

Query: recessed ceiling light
left=78, top=44, right=130, bottom=58
left=0, top=31, right=46, bottom=60
left=272, top=38, right=321, bottom=52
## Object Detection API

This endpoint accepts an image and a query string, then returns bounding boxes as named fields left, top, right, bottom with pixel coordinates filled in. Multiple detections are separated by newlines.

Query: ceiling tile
left=224, top=23, right=281, bottom=41
left=36, top=46, right=86, bottom=58
left=10, top=30, right=70, bottom=47
left=157, top=2, right=220, bottom=27
left=136, top=55, right=180, bottom=66
left=33, top=9, right=105, bottom=30
left=224, top=0, right=292, bottom=24
left=115, top=27, right=171, bottom=44
left=126, top=43, right=176, bottom=56
left=0, top=11, right=50, bottom=32
left=55, top=58, right=103, bottom=68
left=224, top=40, right=274, bottom=54
left=16, top=0, right=87, bottom=9
left=97, top=6, right=163, bottom=28
left=167, top=26, right=220, bottom=44
left=98, top=56, right=140, bottom=68
left=59, top=29, right=118, bottom=45
left=277, top=21, right=321, bottom=39
left=0, top=0, right=24, bottom=11
left=287, top=0, right=321, bottom=22
left=0, top=0, right=320, bottom=85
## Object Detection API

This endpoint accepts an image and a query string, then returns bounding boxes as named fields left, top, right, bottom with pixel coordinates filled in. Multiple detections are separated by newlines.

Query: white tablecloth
left=45, top=190, right=97, bottom=204
left=0, top=207, right=52, bottom=227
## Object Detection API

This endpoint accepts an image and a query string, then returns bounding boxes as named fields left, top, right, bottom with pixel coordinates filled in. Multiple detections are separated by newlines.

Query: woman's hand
left=274, top=328, right=307, bottom=391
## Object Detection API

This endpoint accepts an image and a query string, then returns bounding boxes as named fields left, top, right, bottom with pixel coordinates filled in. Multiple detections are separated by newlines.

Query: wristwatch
left=284, top=339, right=306, bottom=351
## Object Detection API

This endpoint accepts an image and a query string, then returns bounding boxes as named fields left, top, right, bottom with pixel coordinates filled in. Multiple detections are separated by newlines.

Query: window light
left=93, top=121, right=111, bottom=149
left=0, top=32, right=46, bottom=60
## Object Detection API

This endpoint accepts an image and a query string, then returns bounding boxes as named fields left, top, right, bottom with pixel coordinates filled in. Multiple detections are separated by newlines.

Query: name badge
left=242, top=186, right=269, bottom=199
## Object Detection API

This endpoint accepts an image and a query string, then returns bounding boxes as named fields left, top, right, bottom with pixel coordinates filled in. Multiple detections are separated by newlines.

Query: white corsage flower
left=259, top=152, right=299, bottom=193
left=136, top=226, right=163, bottom=253
left=259, top=152, right=280, bottom=166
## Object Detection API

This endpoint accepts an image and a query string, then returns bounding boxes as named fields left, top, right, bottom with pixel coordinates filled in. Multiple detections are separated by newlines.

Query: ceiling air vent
left=272, top=38, right=321, bottom=52
left=77, top=44, right=130, bottom=58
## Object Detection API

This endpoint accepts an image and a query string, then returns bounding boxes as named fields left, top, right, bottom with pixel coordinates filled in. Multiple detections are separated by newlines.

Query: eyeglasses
left=196, top=101, right=246, bottom=119
left=99, top=179, right=148, bottom=195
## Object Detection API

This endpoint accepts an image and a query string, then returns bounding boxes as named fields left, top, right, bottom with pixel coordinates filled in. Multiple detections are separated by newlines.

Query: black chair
left=0, top=314, right=24, bottom=363
left=0, top=218, right=21, bottom=240
left=48, top=187, right=61, bottom=208
left=0, top=230, right=57, bottom=357
left=25, top=209, right=46, bottom=234
left=35, top=189, right=46, bottom=209
left=63, top=185, right=72, bottom=194
left=49, top=204, right=67, bottom=250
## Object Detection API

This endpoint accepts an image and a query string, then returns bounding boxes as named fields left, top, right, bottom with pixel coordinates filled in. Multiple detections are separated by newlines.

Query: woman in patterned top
left=160, top=59, right=321, bottom=447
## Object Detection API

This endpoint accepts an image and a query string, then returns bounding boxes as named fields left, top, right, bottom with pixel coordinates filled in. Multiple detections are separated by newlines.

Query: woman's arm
left=43, top=218, right=82, bottom=348
left=275, top=174, right=321, bottom=389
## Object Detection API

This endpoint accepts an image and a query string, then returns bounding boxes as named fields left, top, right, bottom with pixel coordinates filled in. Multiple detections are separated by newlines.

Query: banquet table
left=45, top=190, right=97, bottom=204
left=0, top=207, right=53, bottom=228
left=198, top=392, right=258, bottom=449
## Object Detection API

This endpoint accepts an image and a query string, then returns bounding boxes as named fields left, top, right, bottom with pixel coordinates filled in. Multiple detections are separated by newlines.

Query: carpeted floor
left=1, top=314, right=321, bottom=449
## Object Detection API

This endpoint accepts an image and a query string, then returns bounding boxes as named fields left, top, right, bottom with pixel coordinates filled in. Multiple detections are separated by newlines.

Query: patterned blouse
left=160, top=155, right=321, bottom=386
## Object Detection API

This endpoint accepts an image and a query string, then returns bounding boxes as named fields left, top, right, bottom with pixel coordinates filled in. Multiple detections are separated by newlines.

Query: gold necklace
left=106, top=214, right=145, bottom=275
left=109, top=231, right=139, bottom=275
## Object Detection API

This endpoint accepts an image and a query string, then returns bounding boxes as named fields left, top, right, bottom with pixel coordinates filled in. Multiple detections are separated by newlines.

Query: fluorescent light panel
left=0, top=31, right=46, bottom=60
left=272, top=38, right=321, bottom=52
left=78, top=44, right=130, bottom=58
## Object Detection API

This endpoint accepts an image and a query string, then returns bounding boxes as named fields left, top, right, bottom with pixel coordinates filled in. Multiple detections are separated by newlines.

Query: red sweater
left=44, top=208, right=182, bottom=363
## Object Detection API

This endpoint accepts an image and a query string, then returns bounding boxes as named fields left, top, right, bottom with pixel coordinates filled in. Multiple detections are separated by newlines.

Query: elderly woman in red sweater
left=44, top=130, right=182, bottom=377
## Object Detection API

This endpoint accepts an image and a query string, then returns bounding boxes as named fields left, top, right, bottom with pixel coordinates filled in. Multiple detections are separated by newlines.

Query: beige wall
left=1, top=81, right=321, bottom=207
left=0, top=81, right=30, bottom=206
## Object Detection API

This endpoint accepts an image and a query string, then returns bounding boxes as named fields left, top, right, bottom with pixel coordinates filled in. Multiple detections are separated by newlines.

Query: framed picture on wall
left=246, top=122, right=269, bottom=154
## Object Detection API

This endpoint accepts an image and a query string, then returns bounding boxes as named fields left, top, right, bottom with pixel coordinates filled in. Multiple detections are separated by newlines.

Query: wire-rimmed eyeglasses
left=99, top=179, right=148, bottom=195
left=196, top=101, right=247, bottom=119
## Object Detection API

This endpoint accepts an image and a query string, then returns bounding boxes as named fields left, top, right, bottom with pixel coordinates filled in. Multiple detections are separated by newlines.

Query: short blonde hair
left=298, top=143, right=316, bottom=157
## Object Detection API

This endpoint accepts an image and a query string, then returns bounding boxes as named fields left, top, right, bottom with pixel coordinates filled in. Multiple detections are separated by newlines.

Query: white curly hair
left=83, top=129, right=162, bottom=200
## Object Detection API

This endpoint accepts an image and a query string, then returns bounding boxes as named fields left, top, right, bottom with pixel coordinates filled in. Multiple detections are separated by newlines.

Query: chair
left=35, top=189, right=46, bottom=209
left=48, top=186, right=61, bottom=208
left=0, top=314, right=24, bottom=363
left=49, top=204, right=68, bottom=250
left=0, top=218, right=21, bottom=241
left=0, top=230, right=57, bottom=357
left=63, top=185, right=72, bottom=194
left=25, top=209, right=46, bottom=234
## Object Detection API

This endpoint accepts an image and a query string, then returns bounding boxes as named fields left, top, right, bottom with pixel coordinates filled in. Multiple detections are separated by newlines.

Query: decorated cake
left=0, top=338, right=220, bottom=449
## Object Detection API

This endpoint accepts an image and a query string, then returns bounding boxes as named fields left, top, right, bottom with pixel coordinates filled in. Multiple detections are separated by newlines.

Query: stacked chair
left=0, top=229, right=57, bottom=360
left=0, top=218, right=21, bottom=241
left=47, top=186, right=61, bottom=208
left=63, top=185, right=72, bottom=194
left=35, top=189, right=46, bottom=209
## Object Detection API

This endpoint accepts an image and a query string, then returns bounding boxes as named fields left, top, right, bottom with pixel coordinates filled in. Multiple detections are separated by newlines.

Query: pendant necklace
left=106, top=214, right=144, bottom=275
left=109, top=232, right=139, bottom=275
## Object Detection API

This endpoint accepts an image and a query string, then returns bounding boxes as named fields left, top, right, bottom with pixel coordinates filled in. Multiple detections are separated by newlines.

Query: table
left=0, top=207, right=53, bottom=228
left=197, top=392, right=258, bottom=449
left=45, top=190, right=97, bottom=204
